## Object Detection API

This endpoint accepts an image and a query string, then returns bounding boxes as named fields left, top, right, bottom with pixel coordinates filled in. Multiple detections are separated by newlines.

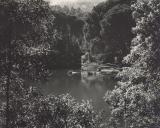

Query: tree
left=0, top=0, right=53, bottom=127
left=48, top=9, right=85, bottom=69
left=100, top=3, right=134, bottom=63
left=0, top=1, right=98, bottom=127
left=2, top=92, right=100, bottom=128
left=105, top=0, right=160, bottom=127
left=84, top=0, right=135, bottom=64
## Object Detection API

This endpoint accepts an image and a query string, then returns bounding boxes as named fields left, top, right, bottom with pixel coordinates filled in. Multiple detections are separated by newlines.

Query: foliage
left=105, top=0, right=160, bottom=127
left=0, top=0, right=54, bottom=79
left=1, top=87, right=99, bottom=128
left=84, top=0, right=135, bottom=64
left=0, top=0, right=54, bottom=127
left=0, top=1, right=101, bottom=127
left=46, top=8, right=85, bottom=69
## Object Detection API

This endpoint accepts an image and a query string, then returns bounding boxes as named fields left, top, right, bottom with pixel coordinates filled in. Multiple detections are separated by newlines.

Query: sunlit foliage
left=105, top=0, right=160, bottom=127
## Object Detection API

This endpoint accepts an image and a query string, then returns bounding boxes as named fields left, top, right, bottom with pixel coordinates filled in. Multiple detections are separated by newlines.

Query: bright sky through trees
left=45, top=0, right=105, bottom=5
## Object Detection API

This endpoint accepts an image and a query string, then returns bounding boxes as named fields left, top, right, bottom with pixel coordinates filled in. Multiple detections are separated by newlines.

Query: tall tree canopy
left=0, top=0, right=54, bottom=127
left=46, top=7, right=85, bottom=69
left=105, top=0, right=160, bottom=127
left=84, top=0, right=135, bottom=64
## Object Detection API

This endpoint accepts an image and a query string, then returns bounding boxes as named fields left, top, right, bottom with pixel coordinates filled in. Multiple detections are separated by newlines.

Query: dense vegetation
left=47, top=6, right=85, bottom=69
left=105, top=0, right=160, bottom=127
left=0, top=0, right=95, bottom=127
left=83, top=0, right=135, bottom=64
left=0, top=0, right=160, bottom=127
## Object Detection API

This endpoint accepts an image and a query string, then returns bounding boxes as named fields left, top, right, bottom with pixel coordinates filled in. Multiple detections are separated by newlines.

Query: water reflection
left=38, top=70, right=115, bottom=110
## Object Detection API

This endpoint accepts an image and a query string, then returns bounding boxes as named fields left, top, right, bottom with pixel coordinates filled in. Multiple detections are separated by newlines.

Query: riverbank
left=81, top=62, right=122, bottom=77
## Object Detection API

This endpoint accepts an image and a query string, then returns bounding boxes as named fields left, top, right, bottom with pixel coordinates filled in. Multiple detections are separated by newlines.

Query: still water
left=38, top=70, right=115, bottom=110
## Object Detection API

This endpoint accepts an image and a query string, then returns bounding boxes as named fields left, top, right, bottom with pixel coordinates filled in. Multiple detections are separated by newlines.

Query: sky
left=44, top=0, right=106, bottom=11
left=45, top=0, right=105, bottom=6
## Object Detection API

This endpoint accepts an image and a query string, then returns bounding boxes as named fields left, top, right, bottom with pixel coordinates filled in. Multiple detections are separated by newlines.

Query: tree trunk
left=5, top=23, right=12, bottom=128
left=6, top=62, right=11, bottom=128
